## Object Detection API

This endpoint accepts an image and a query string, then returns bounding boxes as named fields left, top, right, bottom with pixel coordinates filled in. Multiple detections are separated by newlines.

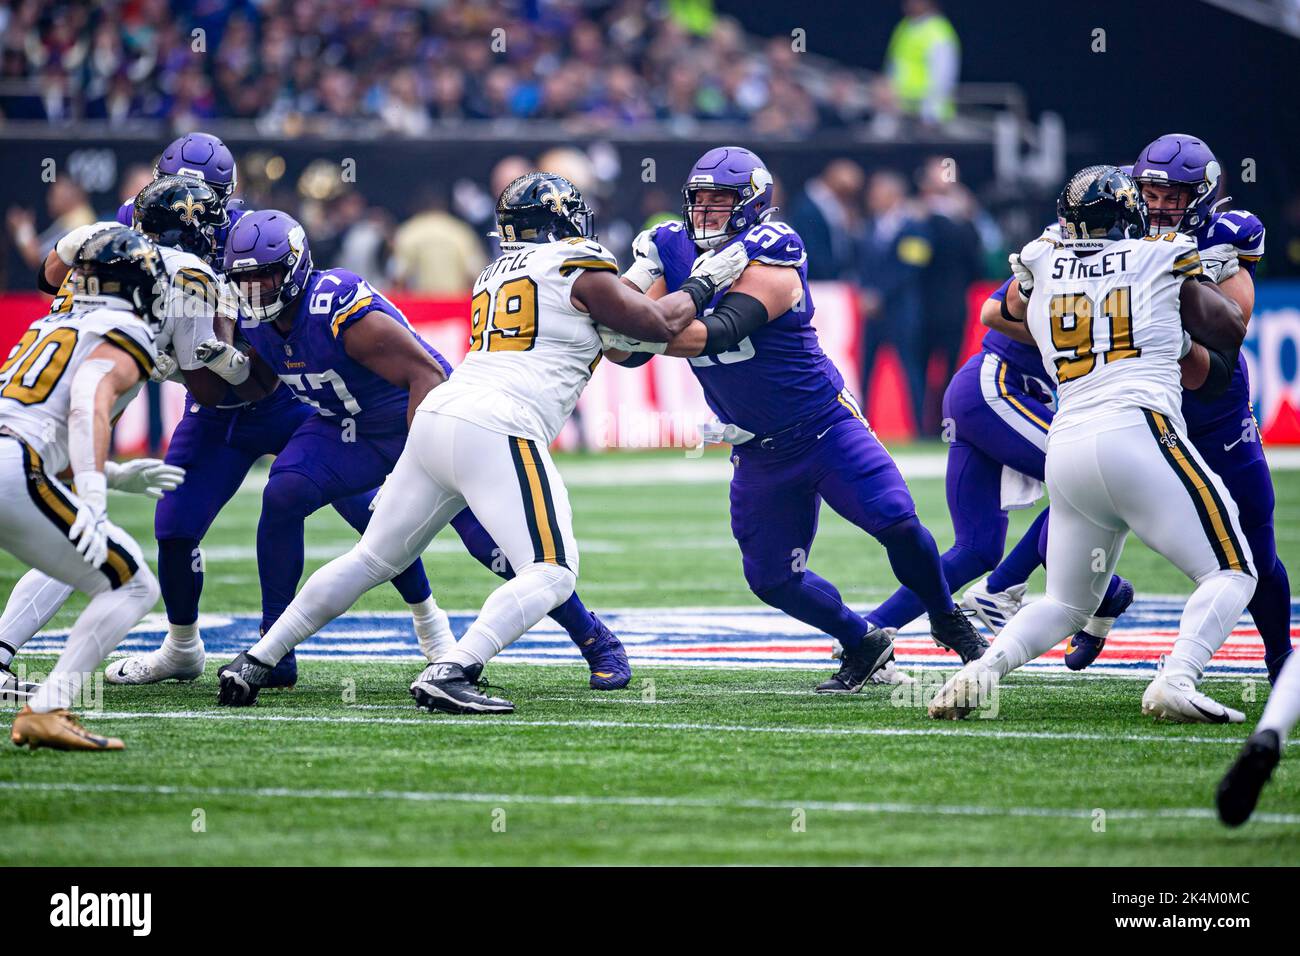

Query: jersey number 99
left=470, top=277, right=538, bottom=353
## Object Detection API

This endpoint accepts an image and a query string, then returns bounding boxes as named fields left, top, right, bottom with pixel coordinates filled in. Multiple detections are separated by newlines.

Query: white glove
left=1008, top=252, right=1033, bottom=298
left=69, top=471, right=109, bottom=569
left=689, top=241, right=750, bottom=290
left=1198, top=243, right=1240, bottom=285
left=105, top=458, right=186, bottom=500
left=194, top=338, right=250, bottom=385
left=55, top=222, right=115, bottom=267
left=621, top=228, right=665, bottom=293
left=150, top=351, right=178, bottom=384
left=599, top=326, right=666, bottom=354
left=699, top=419, right=756, bottom=445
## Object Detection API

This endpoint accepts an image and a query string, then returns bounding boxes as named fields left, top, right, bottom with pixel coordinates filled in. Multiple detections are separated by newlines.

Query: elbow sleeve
left=36, top=265, right=60, bottom=295
left=1195, top=344, right=1238, bottom=399
left=699, top=292, right=769, bottom=356
left=610, top=351, right=654, bottom=369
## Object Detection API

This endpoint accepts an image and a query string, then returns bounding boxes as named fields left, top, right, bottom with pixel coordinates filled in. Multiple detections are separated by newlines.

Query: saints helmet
left=1057, top=165, right=1148, bottom=246
left=73, top=226, right=168, bottom=328
left=133, top=175, right=230, bottom=262
left=495, top=173, right=595, bottom=244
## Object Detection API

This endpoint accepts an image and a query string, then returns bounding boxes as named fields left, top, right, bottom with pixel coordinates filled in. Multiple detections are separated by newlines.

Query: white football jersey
left=1021, top=231, right=1202, bottom=436
left=421, top=238, right=616, bottom=444
left=0, top=301, right=158, bottom=475
left=49, top=224, right=230, bottom=380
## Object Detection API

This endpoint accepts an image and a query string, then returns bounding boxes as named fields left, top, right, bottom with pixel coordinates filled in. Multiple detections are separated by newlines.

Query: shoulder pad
left=313, top=269, right=378, bottom=338
left=1205, top=209, right=1265, bottom=259
left=741, top=221, right=805, bottom=266
left=556, top=239, right=619, bottom=277
left=80, top=311, right=158, bottom=378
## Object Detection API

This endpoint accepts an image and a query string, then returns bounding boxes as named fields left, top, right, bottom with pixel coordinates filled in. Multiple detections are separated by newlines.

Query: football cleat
left=415, top=603, right=456, bottom=662
left=867, top=649, right=916, bottom=686
left=1216, top=729, right=1282, bottom=827
left=961, top=580, right=1027, bottom=635
left=1064, top=577, right=1135, bottom=671
left=10, top=706, right=123, bottom=751
left=815, top=626, right=896, bottom=693
left=928, top=664, right=998, bottom=720
left=217, top=651, right=275, bottom=707
left=930, top=606, right=989, bottom=664
left=1142, top=657, right=1244, bottom=724
left=105, top=637, right=206, bottom=684
left=577, top=615, right=632, bottom=690
left=410, top=662, right=515, bottom=714
left=0, top=663, right=40, bottom=704
left=262, top=649, right=297, bottom=689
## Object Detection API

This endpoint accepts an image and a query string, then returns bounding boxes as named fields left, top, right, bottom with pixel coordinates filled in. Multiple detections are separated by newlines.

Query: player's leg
left=220, top=415, right=465, bottom=706
left=330, top=488, right=456, bottom=662
left=1217, top=649, right=1300, bottom=825
left=930, top=432, right=1127, bottom=719
left=0, top=442, right=158, bottom=749
left=1190, top=420, right=1292, bottom=681
left=0, top=569, right=74, bottom=696
left=812, top=410, right=986, bottom=664
left=413, top=426, right=581, bottom=714
left=447, top=507, right=630, bottom=689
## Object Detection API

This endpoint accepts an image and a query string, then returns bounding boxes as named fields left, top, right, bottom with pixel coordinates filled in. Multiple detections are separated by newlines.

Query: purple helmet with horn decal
left=223, top=209, right=312, bottom=324
left=156, top=132, right=238, bottom=201
left=682, top=146, right=775, bottom=249
left=1131, top=134, right=1222, bottom=236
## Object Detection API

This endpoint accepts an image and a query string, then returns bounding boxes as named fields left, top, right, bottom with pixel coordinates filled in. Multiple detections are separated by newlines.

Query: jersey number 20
left=470, top=277, right=538, bottom=353
left=0, top=328, right=78, bottom=405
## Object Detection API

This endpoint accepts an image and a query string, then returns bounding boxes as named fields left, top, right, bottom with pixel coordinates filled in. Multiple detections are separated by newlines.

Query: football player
left=216, top=174, right=744, bottom=712
left=607, top=146, right=987, bottom=693
left=2, top=228, right=172, bottom=749
left=929, top=166, right=1255, bottom=722
left=1216, top=651, right=1300, bottom=825
left=972, top=134, right=1290, bottom=681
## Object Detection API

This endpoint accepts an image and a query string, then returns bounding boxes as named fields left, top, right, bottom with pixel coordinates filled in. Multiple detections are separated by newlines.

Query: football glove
left=1008, top=252, right=1033, bottom=299
left=194, top=338, right=251, bottom=386
left=69, top=472, right=109, bottom=569
left=149, top=351, right=178, bottom=384
left=598, top=327, right=667, bottom=354
left=689, top=241, right=750, bottom=291
left=622, top=228, right=666, bottom=293
left=1199, top=243, right=1240, bottom=285
left=105, top=458, right=186, bottom=500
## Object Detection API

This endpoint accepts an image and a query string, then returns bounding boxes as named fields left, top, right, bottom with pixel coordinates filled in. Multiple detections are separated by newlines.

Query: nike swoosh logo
left=817, top=426, right=835, bottom=440
left=1191, top=700, right=1230, bottom=724
left=1223, top=438, right=1243, bottom=451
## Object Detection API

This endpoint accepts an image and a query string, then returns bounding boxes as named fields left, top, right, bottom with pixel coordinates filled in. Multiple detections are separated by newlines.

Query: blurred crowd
left=0, top=0, right=959, bottom=137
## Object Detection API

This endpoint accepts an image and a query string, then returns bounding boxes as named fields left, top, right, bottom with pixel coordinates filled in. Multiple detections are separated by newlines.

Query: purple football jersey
left=984, top=278, right=1049, bottom=380
left=242, top=269, right=450, bottom=434
left=653, top=219, right=846, bottom=436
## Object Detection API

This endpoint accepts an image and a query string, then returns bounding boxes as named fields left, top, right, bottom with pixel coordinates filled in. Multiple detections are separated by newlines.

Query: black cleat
left=217, top=651, right=275, bottom=707
left=410, top=662, right=515, bottom=715
left=815, top=626, right=895, bottom=694
left=1216, top=729, right=1282, bottom=827
left=0, top=663, right=40, bottom=704
left=930, top=606, right=988, bottom=664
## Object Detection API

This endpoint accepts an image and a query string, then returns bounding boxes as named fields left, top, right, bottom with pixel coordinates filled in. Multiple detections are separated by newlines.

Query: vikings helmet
left=495, top=172, right=595, bottom=243
left=155, top=132, right=238, bottom=201
left=1056, top=165, right=1148, bottom=246
left=682, top=146, right=775, bottom=249
left=222, top=209, right=312, bottom=324
left=1132, top=134, right=1221, bottom=235
left=74, top=226, right=168, bottom=327
left=133, top=175, right=229, bottom=262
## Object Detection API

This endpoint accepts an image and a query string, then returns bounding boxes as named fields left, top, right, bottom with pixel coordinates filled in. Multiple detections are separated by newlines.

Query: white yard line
left=75, top=709, right=1250, bottom=746
left=1, top=780, right=1293, bottom=826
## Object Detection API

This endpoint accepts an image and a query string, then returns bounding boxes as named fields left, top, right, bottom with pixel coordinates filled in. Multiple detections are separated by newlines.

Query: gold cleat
left=10, top=706, right=124, bottom=751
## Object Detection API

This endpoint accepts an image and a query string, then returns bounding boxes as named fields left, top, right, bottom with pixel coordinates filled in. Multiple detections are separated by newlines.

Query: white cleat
left=961, top=580, right=1027, bottom=635
left=1142, top=664, right=1244, bottom=724
left=868, top=658, right=916, bottom=686
left=415, top=604, right=457, bottom=662
left=104, top=639, right=206, bottom=685
left=928, top=663, right=998, bottom=720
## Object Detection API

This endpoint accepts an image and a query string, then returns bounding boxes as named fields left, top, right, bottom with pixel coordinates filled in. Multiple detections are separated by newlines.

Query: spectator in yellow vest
left=883, top=0, right=960, bottom=126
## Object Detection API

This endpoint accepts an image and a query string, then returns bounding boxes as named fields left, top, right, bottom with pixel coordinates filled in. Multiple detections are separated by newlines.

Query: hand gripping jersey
left=651, top=219, right=846, bottom=437
left=1020, top=231, right=1203, bottom=435
left=241, top=268, right=450, bottom=434
left=0, top=301, right=158, bottom=475
left=420, top=238, right=615, bottom=445
left=1181, top=208, right=1266, bottom=435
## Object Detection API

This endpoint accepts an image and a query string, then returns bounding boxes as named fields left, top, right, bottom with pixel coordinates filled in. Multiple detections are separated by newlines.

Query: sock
left=256, top=471, right=324, bottom=633
left=1250, top=556, right=1294, bottom=676
left=450, top=507, right=597, bottom=645
left=157, top=537, right=203, bottom=626
left=1258, top=650, right=1300, bottom=744
left=1164, top=570, right=1257, bottom=684
left=444, top=563, right=576, bottom=668
left=0, top=569, right=74, bottom=666
left=30, top=568, right=160, bottom=713
left=408, top=596, right=438, bottom=629
left=875, top=515, right=953, bottom=620
left=756, top=571, right=873, bottom=650
left=165, top=621, right=201, bottom=652
left=871, top=545, right=998, bottom=631
left=251, top=543, right=395, bottom=664
left=981, top=595, right=1091, bottom=679
left=987, top=509, right=1050, bottom=593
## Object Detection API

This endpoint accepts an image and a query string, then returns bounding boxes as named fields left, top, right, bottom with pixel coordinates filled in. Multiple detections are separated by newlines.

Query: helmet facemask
left=228, top=261, right=290, bottom=324
left=683, top=184, right=745, bottom=250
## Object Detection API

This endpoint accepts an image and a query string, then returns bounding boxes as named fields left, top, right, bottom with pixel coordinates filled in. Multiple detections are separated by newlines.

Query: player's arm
left=65, top=342, right=148, bottom=567
left=657, top=262, right=797, bottom=358
left=341, top=311, right=448, bottom=425
left=1178, top=278, right=1246, bottom=398
left=979, top=279, right=1035, bottom=345
left=573, top=269, right=704, bottom=343
left=227, top=348, right=281, bottom=403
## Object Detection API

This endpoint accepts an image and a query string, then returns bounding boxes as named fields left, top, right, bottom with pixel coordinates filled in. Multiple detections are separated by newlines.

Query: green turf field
left=2, top=447, right=1298, bottom=865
